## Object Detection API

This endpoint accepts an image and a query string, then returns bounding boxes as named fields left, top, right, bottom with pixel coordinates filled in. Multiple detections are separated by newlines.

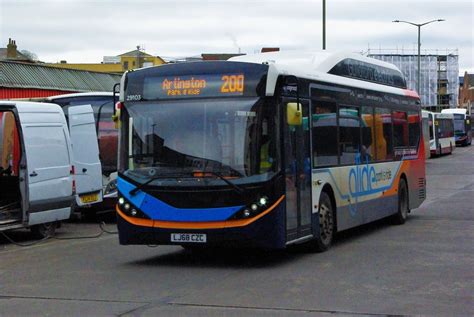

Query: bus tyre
left=31, top=222, right=56, bottom=239
left=311, top=192, right=334, bottom=252
left=392, top=178, right=409, bottom=225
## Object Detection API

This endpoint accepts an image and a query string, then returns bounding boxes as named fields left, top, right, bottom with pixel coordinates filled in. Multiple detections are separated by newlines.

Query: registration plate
left=79, top=192, right=99, bottom=204
left=171, top=233, right=207, bottom=243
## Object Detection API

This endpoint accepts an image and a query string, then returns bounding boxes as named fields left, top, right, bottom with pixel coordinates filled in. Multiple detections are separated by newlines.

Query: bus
left=441, top=108, right=472, bottom=146
left=421, top=110, right=431, bottom=159
left=115, top=51, right=426, bottom=251
left=429, top=112, right=455, bottom=156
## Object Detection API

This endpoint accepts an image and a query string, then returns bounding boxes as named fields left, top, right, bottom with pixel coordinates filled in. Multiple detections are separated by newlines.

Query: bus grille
left=418, top=178, right=426, bottom=199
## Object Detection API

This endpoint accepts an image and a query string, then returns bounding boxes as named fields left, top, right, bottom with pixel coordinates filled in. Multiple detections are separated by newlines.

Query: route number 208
left=221, top=75, right=245, bottom=93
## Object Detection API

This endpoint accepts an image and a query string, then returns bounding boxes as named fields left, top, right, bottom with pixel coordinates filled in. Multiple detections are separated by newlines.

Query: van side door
left=67, top=105, right=103, bottom=206
left=21, top=118, right=73, bottom=225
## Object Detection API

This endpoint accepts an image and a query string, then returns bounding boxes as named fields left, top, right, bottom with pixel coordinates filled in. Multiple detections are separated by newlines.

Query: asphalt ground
left=1, top=146, right=473, bottom=316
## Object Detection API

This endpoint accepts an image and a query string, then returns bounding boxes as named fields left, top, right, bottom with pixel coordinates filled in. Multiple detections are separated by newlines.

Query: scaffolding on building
left=366, top=47, right=459, bottom=111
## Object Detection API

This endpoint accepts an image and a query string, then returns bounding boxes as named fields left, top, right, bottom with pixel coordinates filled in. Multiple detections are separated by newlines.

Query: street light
left=322, top=0, right=326, bottom=50
left=392, top=19, right=445, bottom=95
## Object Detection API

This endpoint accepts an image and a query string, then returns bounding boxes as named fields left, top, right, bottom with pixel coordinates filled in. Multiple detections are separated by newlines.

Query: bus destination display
left=143, top=74, right=245, bottom=99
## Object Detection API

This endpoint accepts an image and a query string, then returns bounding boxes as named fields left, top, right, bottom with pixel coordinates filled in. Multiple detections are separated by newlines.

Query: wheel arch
left=399, top=172, right=409, bottom=209
left=321, top=183, right=337, bottom=231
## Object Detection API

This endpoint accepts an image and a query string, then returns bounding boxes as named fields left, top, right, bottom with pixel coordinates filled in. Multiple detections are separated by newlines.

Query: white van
left=0, top=101, right=74, bottom=237
left=43, top=93, right=115, bottom=210
left=66, top=105, right=103, bottom=207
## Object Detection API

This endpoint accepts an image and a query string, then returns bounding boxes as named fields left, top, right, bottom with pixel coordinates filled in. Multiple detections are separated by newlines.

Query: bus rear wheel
left=392, top=178, right=409, bottom=225
left=310, top=192, right=335, bottom=252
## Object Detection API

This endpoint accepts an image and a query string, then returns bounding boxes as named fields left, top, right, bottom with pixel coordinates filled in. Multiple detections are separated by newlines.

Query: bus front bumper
left=116, top=202, right=286, bottom=249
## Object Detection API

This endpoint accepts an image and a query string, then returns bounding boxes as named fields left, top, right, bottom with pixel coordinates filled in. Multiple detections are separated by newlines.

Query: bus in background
left=441, top=108, right=472, bottom=146
left=421, top=110, right=431, bottom=159
left=430, top=112, right=455, bottom=156
left=45, top=92, right=118, bottom=210
left=115, top=51, right=426, bottom=251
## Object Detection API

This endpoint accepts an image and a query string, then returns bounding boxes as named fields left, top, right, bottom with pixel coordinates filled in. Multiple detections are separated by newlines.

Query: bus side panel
left=313, top=158, right=425, bottom=231
left=407, top=156, right=426, bottom=210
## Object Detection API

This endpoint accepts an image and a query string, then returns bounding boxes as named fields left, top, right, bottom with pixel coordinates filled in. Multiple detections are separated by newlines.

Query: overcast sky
left=1, top=0, right=473, bottom=74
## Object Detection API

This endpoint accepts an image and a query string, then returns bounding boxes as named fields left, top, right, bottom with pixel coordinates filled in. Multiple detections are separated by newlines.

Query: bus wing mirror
left=112, top=108, right=121, bottom=129
left=287, top=102, right=302, bottom=126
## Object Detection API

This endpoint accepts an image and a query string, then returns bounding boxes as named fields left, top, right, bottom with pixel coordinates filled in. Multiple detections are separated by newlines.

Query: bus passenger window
left=408, top=111, right=421, bottom=148
left=311, top=101, right=338, bottom=166
left=338, top=106, right=361, bottom=165
left=375, top=107, right=393, bottom=161
left=393, top=111, right=408, bottom=148
left=393, top=110, right=408, bottom=159
left=361, top=106, right=375, bottom=162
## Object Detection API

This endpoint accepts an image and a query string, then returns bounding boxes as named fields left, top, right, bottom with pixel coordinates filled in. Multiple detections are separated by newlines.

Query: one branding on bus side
left=347, top=154, right=395, bottom=216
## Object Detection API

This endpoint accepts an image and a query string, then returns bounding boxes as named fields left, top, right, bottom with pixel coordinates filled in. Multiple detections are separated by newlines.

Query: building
left=459, top=72, right=474, bottom=114
left=0, top=61, right=121, bottom=99
left=46, top=46, right=166, bottom=73
left=0, top=38, right=33, bottom=63
left=368, top=48, right=459, bottom=111
left=117, top=47, right=165, bottom=71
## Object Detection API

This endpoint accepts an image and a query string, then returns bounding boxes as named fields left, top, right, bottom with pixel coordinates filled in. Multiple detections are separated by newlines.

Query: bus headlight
left=232, top=196, right=270, bottom=220
left=117, top=196, right=150, bottom=219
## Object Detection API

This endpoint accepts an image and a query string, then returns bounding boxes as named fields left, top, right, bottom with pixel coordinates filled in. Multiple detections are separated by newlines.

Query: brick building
left=459, top=72, right=474, bottom=113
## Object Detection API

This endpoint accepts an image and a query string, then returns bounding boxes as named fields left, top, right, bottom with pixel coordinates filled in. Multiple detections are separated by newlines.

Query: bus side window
left=393, top=110, right=408, bottom=160
left=408, top=111, right=421, bottom=148
left=311, top=101, right=338, bottom=167
left=361, top=106, right=375, bottom=162
left=338, top=106, right=361, bottom=165
left=375, top=107, right=393, bottom=161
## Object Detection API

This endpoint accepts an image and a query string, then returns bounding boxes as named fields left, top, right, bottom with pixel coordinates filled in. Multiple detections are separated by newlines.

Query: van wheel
left=392, top=179, right=409, bottom=225
left=308, top=192, right=334, bottom=252
left=31, top=222, right=56, bottom=239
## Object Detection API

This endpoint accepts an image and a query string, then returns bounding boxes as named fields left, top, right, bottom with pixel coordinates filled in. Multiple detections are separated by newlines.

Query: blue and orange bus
left=115, top=51, right=426, bottom=251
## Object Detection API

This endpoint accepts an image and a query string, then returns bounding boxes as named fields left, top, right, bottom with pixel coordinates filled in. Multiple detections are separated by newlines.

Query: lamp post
left=392, top=19, right=445, bottom=95
left=322, top=0, right=326, bottom=50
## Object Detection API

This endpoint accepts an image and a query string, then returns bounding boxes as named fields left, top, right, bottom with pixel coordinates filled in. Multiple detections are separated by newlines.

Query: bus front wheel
left=392, top=178, right=409, bottom=225
left=310, top=191, right=335, bottom=252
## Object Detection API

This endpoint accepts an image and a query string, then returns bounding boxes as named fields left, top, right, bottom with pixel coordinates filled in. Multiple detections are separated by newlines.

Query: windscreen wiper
left=195, top=170, right=245, bottom=195
left=129, top=174, right=185, bottom=196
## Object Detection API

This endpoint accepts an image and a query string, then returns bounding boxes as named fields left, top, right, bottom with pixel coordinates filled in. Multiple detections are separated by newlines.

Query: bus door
left=283, top=99, right=312, bottom=242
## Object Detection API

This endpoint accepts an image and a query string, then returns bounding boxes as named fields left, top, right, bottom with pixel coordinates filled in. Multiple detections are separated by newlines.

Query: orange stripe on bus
left=116, top=195, right=285, bottom=230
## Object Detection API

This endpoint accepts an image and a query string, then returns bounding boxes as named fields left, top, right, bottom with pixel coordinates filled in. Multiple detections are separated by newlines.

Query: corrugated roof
left=0, top=61, right=121, bottom=92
